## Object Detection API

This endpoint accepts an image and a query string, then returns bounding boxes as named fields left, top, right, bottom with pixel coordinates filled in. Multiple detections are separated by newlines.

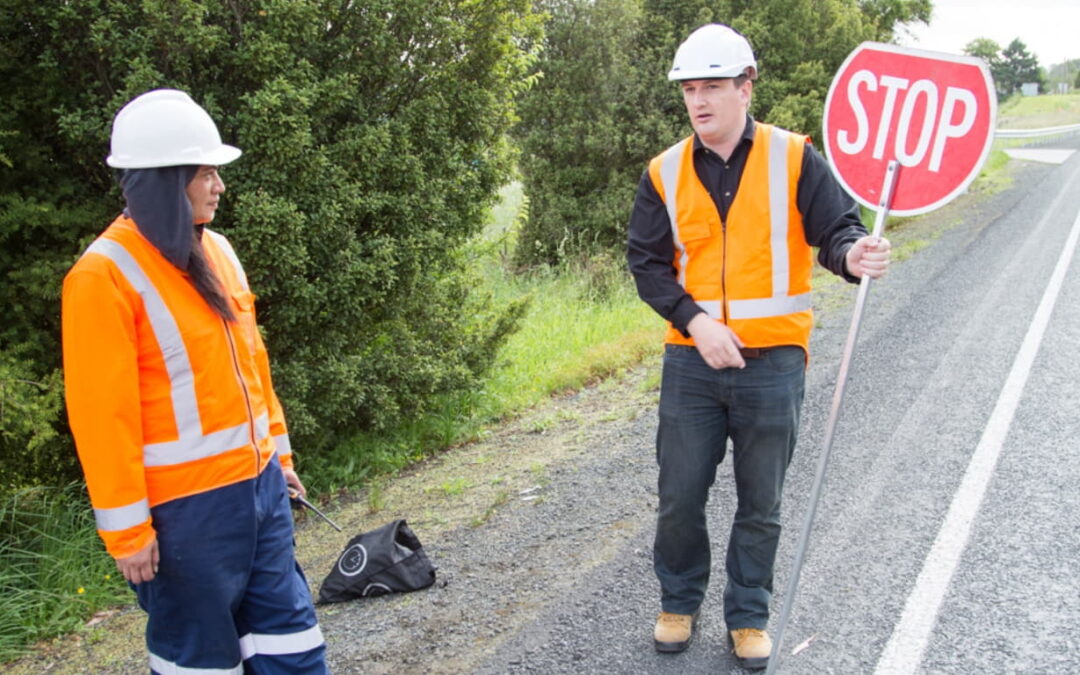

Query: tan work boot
left=729, top=628, right=772, bottom=670
left=654, top=611, right=696, bottom=653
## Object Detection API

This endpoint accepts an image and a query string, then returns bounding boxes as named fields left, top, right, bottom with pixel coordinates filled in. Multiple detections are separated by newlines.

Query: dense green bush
left=0, top=0, right=540, bottom=484
left=513, top=0, right=930, bottom=267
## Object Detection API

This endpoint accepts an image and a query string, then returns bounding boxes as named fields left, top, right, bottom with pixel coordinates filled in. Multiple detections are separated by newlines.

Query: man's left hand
left=846, top=236, right=891, bottom=279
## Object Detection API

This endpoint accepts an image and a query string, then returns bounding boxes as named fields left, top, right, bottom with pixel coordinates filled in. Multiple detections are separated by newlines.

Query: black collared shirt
left=626, top=115, right=868, bottom=336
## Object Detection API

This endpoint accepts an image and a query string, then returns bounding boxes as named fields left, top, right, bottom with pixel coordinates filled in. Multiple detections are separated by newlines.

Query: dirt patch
left=6, top=367, right=662, bottom=674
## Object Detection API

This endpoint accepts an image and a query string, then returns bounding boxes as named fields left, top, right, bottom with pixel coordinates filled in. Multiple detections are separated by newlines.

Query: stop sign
left=823, top=42, right=996, bottom=216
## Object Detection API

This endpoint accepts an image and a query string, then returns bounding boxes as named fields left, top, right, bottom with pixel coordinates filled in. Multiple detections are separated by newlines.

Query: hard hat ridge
left=106, top=89, right=242, bottom=169
left=668, top=23, right=758, bottom=82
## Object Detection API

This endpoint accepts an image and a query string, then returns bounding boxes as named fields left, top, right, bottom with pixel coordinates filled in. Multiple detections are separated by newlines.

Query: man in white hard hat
left=627, top=24, right=890, bottom=669
left=63, top=89, right=328, bottom=673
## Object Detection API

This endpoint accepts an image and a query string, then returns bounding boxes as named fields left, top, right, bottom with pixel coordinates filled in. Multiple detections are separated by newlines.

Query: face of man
left=185, top=165, right=225, bottom=225
left=680, top=77, right=752, bottom=149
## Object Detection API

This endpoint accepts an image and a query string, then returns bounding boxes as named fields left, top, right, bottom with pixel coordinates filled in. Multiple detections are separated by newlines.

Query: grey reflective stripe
left=696, top=300, right=722, bottom=319
left=143, top=420, right=248, bottom=466
left=729, top=293, right=812, bottom=319
left=239, top=624, right=324, bottom=660
left=144, top=414, right=269, bottom=466
left=768, top=126, right=791, bottom=300
left=273, top=433, right=292, bottom=458
left=253, top=412, right=270, bottom=443
left=204, top=229, right=248, bottom=291
left=659, top=139, right=689, bottom=286
left=85, top=240, right=203, bottom=445
left=149, top=652, right=241, bottom=675
left=94, top=498, right=150, bottom=532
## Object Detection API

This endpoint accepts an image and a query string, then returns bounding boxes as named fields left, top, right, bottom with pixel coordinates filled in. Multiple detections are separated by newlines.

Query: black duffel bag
left=317, top=519, right=436, bottom=604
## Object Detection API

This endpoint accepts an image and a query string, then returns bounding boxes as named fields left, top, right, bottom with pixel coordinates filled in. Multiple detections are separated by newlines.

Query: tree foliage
left=0, top=0, right=540, bottom=486
left=965, top=36, right=1046, bottom=99
left=513, top=0, right=930, bottom=267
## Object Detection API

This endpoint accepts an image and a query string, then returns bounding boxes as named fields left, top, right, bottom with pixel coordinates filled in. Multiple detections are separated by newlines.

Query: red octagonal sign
left=823, top=42, right=996, bottom=216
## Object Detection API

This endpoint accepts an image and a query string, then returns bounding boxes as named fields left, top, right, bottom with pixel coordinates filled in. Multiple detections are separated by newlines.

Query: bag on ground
left=317, top=519, right=436, bottom=603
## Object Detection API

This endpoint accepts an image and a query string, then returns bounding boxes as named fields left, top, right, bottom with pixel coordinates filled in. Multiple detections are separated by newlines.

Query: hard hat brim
left=106, top=144, right=242, bottom=169
left=668, top=65, right=753, bottom=81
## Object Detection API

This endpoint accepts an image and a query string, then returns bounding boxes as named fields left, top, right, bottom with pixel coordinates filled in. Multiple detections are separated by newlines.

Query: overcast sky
left=896, top=0, right=1079, bottom=67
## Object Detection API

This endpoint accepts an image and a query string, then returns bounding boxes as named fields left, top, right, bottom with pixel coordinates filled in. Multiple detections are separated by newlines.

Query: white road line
left=874, top=183, right=1080, bottom=674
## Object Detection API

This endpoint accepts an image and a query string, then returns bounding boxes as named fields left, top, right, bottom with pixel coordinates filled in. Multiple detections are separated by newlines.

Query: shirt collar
left=692, top=114, right=756, bottom=155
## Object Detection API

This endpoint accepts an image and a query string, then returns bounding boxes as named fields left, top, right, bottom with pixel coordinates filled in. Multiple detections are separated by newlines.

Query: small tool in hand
left=288, top=488, right=343, bottom=532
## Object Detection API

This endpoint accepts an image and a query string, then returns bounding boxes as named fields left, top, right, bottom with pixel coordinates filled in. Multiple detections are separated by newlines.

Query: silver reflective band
left=273, top=433, right=292, bottom=458
left=144, top=418, right=258, bottom=467
left=696, top=300, right=722, bottom=319
left=205, top=230, right=249, bottom=291
left=86, top=239, right=203, bottom=449
left=254, top=413, right=270, bottom=443
left=729, top=293, right=811, bottom=320
left=659, top=139, right=689, bottom=286
left=239, top=624, right=325, bottom=659
left=94, top=498, right=150, bottom=532
left=768, top=126, right=791, bottom=300
left=148, top=652, right=241, bottom=675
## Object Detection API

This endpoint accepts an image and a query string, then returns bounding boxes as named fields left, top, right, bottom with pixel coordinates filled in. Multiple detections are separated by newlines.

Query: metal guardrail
left=995, top=123, right=1080, bottom=139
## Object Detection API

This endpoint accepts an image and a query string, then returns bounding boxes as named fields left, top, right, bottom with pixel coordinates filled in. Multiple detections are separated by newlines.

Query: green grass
left=303, top=183, right=662, bottom=494
left=0, top=484, right=129, bottom=662
left=997, top=92, right=1080, bottom=129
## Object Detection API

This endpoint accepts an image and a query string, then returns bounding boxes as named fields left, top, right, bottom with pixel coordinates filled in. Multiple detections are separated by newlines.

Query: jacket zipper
left=223, top=319, right=260, bottom=475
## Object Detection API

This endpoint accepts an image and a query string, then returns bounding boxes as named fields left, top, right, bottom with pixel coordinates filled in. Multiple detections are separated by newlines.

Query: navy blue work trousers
left=135, top=456, right=327, bottom=674
left=653, top=343, right=805, bottom=629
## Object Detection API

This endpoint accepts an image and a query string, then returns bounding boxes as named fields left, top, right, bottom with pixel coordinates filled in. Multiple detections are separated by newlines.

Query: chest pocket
left=230, top=289, right=260, bottom=356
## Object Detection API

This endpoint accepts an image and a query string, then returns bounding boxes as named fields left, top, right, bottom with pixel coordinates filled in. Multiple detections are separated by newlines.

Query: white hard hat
left=668, top=24, right=757, bottom=82
left=106, top=89, right=241, bottom=169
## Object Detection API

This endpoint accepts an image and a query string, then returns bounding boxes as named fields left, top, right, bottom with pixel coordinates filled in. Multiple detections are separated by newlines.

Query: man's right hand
left=116, top=537, right=159, bottom=585
left=687, top=313, right=746, bottom=370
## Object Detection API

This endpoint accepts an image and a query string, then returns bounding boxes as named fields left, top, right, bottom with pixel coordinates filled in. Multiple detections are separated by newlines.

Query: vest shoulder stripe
left=85, top=239, right=203, bottom=441
left=767, top=126, right=792, bottom=298
left=204, top=230, right=249, bottom=291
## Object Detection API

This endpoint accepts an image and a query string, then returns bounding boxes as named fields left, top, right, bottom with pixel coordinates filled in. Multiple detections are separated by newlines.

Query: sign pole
left=765, top=159, right=901, bottom=675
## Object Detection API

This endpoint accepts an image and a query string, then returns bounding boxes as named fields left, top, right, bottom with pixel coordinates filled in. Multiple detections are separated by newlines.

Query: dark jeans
left=653, top=344, right=805, bottom=629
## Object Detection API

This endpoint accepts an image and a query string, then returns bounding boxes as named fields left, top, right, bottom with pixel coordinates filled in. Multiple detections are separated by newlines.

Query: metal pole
left=765, top=160, right=900, bottom=674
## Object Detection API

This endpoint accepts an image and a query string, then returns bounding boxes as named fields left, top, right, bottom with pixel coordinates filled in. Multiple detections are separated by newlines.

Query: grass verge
left=0, top=484, right=128, bottom=662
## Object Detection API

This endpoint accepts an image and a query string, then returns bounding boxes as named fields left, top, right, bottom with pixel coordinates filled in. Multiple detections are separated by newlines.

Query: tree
left=998, top=38, right=1044, bottom=96
left=514, top=0, right=931, bottom=267
left=964, top=37, right=1007, bottom=99
left=0, top=0, right=540, bottom=486
left=1075, top=68, right=1080, bottom=90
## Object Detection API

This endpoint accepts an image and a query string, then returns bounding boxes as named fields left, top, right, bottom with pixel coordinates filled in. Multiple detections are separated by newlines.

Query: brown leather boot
left=654, top=611, right=696, bottom=653
left=729, top=628, right=772, bottom=670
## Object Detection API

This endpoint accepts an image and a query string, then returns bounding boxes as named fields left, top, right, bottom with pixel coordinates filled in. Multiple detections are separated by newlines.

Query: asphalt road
left=463, top=137, right=1080, bottom=675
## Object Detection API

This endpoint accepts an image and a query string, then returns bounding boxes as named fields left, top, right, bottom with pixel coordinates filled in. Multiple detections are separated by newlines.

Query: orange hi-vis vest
left=62, top=215, right=293, bottom=558
left=648, top=122, right=815, bottom=353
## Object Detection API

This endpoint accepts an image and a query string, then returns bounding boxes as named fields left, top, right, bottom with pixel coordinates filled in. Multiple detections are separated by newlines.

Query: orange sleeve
left=252, top=317, right=294, bottom=472
left=62, top=258, right=156, bottom=558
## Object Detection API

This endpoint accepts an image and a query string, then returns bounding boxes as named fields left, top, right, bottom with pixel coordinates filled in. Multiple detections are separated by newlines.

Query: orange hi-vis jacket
left=647, top=122, right=815, bottom=353
left=62, top=215, right=293, bottom=559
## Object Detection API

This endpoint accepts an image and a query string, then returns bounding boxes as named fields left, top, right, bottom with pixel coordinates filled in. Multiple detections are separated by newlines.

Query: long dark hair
left=189, top=227, right=236, bottom=322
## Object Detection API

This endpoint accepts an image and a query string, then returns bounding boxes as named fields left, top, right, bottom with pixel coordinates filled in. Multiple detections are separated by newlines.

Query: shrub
left=0, top=0, right=541, bottom=481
